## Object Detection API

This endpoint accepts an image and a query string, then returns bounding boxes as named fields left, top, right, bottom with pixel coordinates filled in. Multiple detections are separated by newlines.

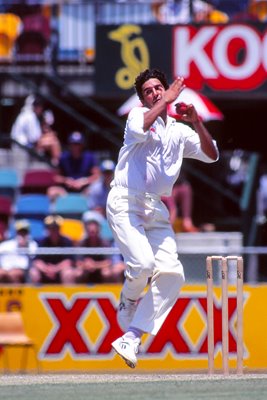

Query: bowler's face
left=141, top=78, right=165, bottom=109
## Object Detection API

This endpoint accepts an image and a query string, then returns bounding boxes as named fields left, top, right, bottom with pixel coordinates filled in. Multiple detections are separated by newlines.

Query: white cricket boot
left=112, top=335, right=140, bottom=368
left=117, top=292, right=138, bottom=332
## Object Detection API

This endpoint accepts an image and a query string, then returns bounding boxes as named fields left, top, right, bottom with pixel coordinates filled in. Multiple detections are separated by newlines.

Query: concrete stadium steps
left=176, top=231, right=243, bottom=253
left=175, top=231, right=243, bottom=283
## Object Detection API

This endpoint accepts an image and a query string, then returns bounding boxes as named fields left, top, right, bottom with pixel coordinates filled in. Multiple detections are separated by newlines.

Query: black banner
left=95, top=24, right=172, bottom=97
left=96, top=23, right=267, bottom=100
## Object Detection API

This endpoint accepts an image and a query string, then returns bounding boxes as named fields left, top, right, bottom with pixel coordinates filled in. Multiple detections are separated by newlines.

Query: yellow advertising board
left=0, top=284, right=266, bottom=372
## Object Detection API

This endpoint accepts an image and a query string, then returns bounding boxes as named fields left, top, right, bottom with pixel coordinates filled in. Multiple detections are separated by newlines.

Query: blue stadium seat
left=53, top=193, right=88, bottom=218
left=101, top=219, right=113, bottom=241
left=14, top=194, right=50, bottom=219
left=0, top=168, right=19, bottom=199
left=28, top=219, right=46, bottom=240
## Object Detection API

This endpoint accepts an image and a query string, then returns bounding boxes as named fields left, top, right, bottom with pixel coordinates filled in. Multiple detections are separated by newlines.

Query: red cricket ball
left=175, top=102, right=188, bottom=115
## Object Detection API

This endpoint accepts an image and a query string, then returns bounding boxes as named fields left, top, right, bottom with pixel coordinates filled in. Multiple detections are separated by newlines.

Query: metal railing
left=2, top=244, right=267, bottom=283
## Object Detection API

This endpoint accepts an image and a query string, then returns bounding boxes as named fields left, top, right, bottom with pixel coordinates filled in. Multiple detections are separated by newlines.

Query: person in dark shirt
left=75, top=212, right=113, bottom=284
left=29, top=215, right=75, bottom=284
left=48, top=131, right=100, bottom=201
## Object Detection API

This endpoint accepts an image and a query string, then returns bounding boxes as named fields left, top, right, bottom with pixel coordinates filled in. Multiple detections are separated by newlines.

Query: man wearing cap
left=0, top=219, right=38, bottom=283
left=73, top=211, right=113, bottom=283
left=48, top=131, right=100, bottom=201
left=29, top=215, right=75, bottom=284
left=86, top=159, right=115, bottom=216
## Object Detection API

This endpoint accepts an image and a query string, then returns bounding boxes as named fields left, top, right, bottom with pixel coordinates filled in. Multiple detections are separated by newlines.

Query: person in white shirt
left=11, top=96, right=44, bottom=147
left=11, top=96, right=44, bottom=178
left=107, top=68, right=218, bottom=368
left=0, top=219, right=38, bottom=283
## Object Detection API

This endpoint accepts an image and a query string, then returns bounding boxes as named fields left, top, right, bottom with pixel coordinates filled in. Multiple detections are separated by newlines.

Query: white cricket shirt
left=112, top=107, right=218, bottom=197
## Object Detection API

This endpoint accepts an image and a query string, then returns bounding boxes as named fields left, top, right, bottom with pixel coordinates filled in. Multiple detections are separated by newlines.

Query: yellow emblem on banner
left=108, top=24, right=149, bottom=90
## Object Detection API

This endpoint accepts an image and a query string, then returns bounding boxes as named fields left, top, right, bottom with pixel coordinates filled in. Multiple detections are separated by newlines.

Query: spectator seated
left=29, top=215, right=75, bottom=284
left=9, top=218, right=46, bottom=242
left=0, top=219, right=38, bottom=284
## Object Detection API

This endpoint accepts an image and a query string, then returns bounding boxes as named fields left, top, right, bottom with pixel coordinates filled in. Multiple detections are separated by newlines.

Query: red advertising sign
left=173, top=24, right=267, bottom=92
left=1, top=284, right=267, bottom=372
left=38, top=292, right=240, bottom=360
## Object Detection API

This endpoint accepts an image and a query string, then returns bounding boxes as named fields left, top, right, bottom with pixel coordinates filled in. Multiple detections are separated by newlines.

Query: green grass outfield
left=0, top=374, right=267, bottom=400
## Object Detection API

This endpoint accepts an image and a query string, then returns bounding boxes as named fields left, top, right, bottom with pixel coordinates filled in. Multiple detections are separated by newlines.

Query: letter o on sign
left=213, top=25, right=262, bottom=79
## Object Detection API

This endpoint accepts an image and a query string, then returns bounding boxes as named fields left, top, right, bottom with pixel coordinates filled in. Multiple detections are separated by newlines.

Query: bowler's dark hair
left=134, top=69, right=169, bottom=100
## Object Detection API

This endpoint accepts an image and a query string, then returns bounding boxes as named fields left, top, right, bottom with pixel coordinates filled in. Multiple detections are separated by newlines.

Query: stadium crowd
left=1, top=90, right=267, bottom=284
left=1, top=90, right=217, bottom=285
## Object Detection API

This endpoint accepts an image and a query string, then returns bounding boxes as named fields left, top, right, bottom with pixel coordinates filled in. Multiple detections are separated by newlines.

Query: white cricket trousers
left=106, top=186, right=185, bottom=335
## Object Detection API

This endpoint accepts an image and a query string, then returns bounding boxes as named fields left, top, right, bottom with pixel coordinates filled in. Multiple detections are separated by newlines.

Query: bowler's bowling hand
left=175, top=103, right=200, bottom=124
